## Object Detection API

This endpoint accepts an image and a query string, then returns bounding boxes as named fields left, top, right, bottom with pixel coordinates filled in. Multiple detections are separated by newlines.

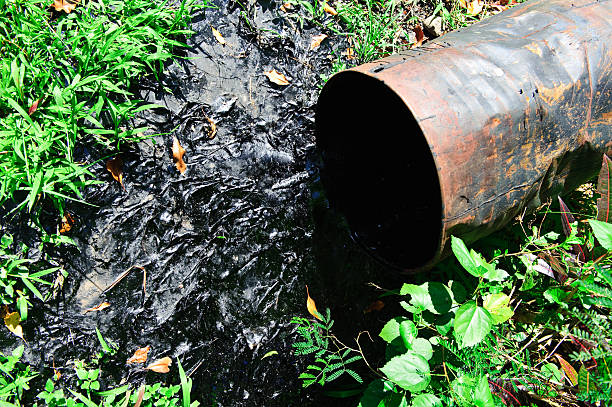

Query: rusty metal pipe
left=315, top=0, right=612, bottom=271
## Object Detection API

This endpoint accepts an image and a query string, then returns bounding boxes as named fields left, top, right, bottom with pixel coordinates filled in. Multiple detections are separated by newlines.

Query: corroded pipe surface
left=316, top=0, right=612, bottom=271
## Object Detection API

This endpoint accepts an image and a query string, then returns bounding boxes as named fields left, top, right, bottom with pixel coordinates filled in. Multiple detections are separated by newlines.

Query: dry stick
left=101, top=265, right=147, bottom=298
left=533, top=333, right=570, bottom=370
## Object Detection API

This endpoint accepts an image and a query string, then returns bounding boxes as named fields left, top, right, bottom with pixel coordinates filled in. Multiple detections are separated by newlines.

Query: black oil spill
left=0, top=1, right=401, bottom=406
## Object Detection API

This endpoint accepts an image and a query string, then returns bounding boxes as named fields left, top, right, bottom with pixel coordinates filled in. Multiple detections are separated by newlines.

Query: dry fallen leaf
left=343, top=48, right=355, bottom=60
left=305, top=285, right=322, bottom=321
left=309, top=34, right=328, bottom=50
left=83, top=301, right=111, bottom=314
left=458, top=0, right=467, bottom=7
left=279, top=2, right=293, bottom=12
left=106, top=157, right=125, bottom=190
left=50, top=0, right=78, bottom=13
left=364, top=300, right=385, bottom=314
left=127, top=345, right=151, bottom=364
left=322, top=1, right=337, bottom=15
left=264, top=69, right=290, bottom=86
left=172, top=136, right=187, bottom=174
left=211, top=27, right=226, bottom=45
left=4, top=311, right=24, bottom=341
left=145, top=356, right=172, bottom=373
left=59, top=213, right=75, bottom=234
left=412, top=25, right=425, bottom=48
left=28, top=99, right=40, bottom=115
left=207, top=116, right=217, bottom=139
left=467, top=0, right=483, bottom=16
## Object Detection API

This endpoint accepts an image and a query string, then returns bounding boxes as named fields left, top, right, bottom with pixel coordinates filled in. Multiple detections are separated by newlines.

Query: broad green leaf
left=410, top=338, right=433, bottom=361
left=411, top=393, right=442, bottom=407
left=451, top=236, right=483, bottom=277
left=380, top=351, right=430, bottom=392
left=399, top=320, right=417, bottom=349
left=400, top=284, right=430, bottom=311
left=453, top=302, right=493, bottom=348
left=482, top=267, right=509, bottom=282
left=589, top=219, right=612, bottom=251
left=380, top=317, right=410, bottom=344
left=401, top=282, right=452, bottom=314
left=473, top=375, right=495, bottom=407
left=543, top=287, right=567, bottom=305
left=541, top=363, right=562, bottom=382
left=483, top=293, right=513, bottom=324
left=358, top=379, right=393, bottom=407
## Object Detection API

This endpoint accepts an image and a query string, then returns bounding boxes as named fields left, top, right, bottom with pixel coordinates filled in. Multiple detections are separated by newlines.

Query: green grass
left=0, top=0, right=201, bottom=218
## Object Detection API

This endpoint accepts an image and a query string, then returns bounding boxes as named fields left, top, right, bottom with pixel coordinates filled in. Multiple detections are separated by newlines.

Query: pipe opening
left=315, top=72, right=442, bottom=269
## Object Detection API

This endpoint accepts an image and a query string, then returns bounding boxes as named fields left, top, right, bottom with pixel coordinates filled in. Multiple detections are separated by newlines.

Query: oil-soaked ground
left=0, top=1, right=401, bottom=405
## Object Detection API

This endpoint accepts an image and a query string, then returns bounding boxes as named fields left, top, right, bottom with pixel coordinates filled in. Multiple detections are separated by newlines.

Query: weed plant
left=293, top=156, right=612, bottom=406
left=0, top=0, right=202, bottom=218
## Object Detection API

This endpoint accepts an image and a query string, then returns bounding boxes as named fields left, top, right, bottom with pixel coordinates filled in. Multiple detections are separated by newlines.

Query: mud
left=0, top=1, right=398, bottom=405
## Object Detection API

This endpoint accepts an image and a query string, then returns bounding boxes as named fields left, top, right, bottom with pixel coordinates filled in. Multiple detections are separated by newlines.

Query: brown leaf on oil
left=364, top=300, right=385, bottom=314
left=412, top=25, right=424, bottom=48
left=309, top=34, right=328, bottom=50
left=83, top=301, right=111, bottom=314
left=59, top=213, right=75, bottom=234
left=145, top=356, right=172, bottom=373
left=106, top=157, right=125, bottom=190
left=467, top=0, right=483, bottom=16
left=211, top=27, right=226, bottom=45
left=305, top=285, right=322, bottom=320
left=207, top=116, right=217, bottom=139
left=127, top=345, right=151, bottom=364
left=279, top=2, right=293, bottom=12
left=343, top=48, right=355, bottom=60
left=172, top=136, right=187, bottom=174
left=50, top=0, right=78, bottom=13
left=4, top=311, right=24, bottom=341
left=264, top=69, right=290, bottom=86
left=28, top=99, right=41, bottom=115
left=322, top=1, right=337, bottom=15
left=555, top=354, right=578, bottom=386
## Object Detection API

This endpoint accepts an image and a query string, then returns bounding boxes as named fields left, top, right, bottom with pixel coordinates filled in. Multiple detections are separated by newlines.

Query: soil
left=0, top=0, right=406, bottom=405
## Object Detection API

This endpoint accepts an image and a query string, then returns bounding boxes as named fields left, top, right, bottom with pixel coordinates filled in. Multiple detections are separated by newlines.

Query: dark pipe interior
left=315, top=72, right=442, bottom=269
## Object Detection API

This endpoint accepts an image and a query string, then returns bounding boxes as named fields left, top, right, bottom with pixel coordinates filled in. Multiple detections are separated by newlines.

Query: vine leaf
left=597, top=154, right=612, bottom=223
left=380, top=351, right=430, bottom=392
left=454, top=301, right=492, bottom=348
left=588, top=219, right=612, bottom=251
left=554, top=354, right=578, bottom=386
left=305, top=285, right=322, bottom=320
left=483, top=293, right=513, bottom=324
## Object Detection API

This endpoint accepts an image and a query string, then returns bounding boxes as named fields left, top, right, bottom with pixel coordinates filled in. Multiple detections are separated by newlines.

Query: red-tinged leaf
left=412, top=25, right=424, bottom=48
left=597, top=154, right=612, bottom=223
left=28, top=99, right=40, bottom=115
left=558, top=196, right=575, bottom=237
left=558, top=196, right=586, bottom=262
left=539, top=252, right=568, bottom=284
left=555, top=354, right=578, bottom=386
